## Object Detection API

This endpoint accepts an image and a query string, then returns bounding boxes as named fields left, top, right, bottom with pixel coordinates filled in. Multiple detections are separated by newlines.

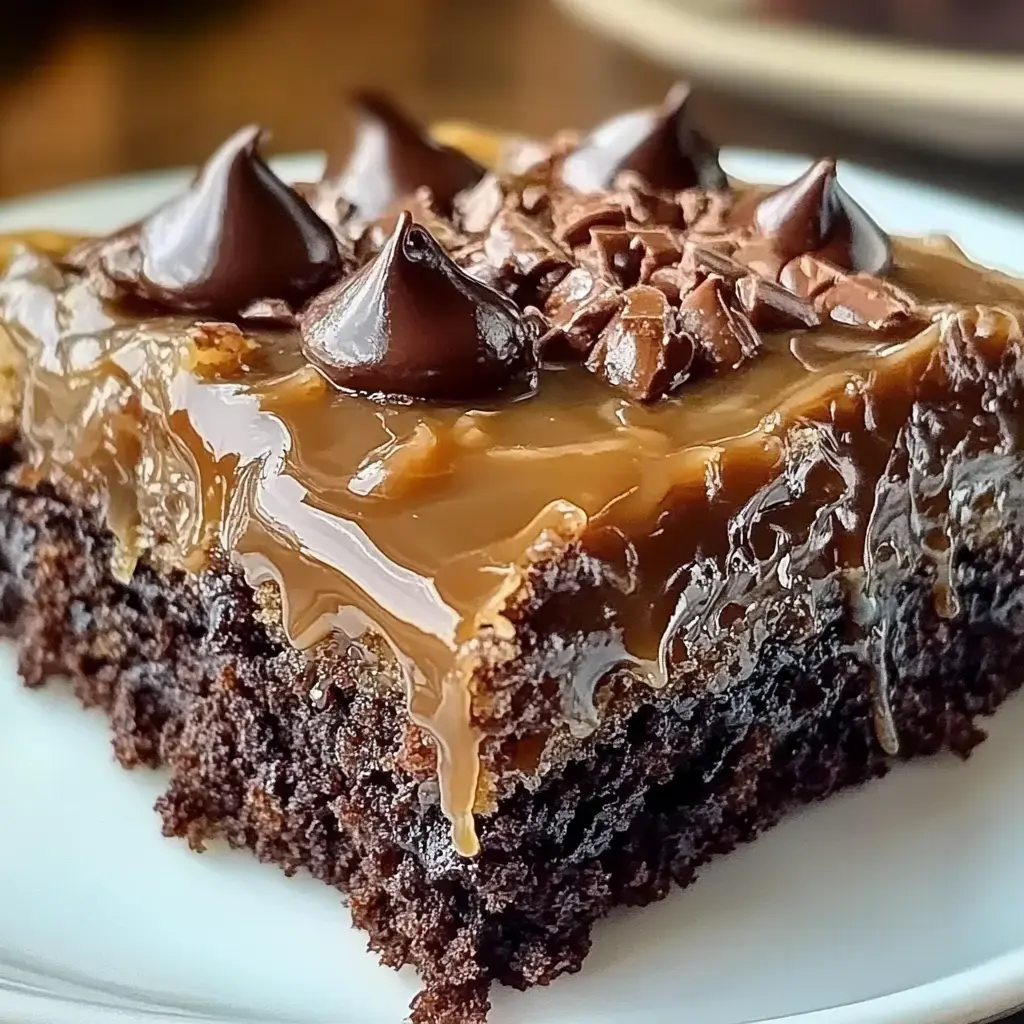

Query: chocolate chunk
left=678, top=276, right=761, bottom=370
left=455, top=174, right=506, bottom=234
left=779, top=254, right=842, bottom=299
left=482, top=210, right=573, bottom=297
left=751, top=159, right=891, bottom=275
left=561, top=83, right=727, bottom=193
left=584, top=228, right=644, bottom=289
left=781, top=255, right=920, bottom=332
left=551, top=191, right=628, bottom=247
left=818, top=274, right=921, bottom=332
left=88, top=126, right=341, bottom=319
left=691, top=245, right=747, bottom=283
left=543, top=268, right=624, bottom=356
left=300, top=212, right=538, bottom=400
left=734, top=274, right=821, bottom=331
left=327, top=92, right=485, bottom=219
left=586, top=285, right=694, bottom=401
left=579, top=227, right=683, bottom=291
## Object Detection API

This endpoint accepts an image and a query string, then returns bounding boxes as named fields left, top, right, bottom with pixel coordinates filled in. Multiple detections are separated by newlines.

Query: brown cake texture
left=2, top=88, right=1024, bottom=1023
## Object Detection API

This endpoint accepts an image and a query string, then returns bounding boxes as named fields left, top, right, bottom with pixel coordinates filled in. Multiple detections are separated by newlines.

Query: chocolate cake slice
left=2, top=88, right=1024, bottom=1023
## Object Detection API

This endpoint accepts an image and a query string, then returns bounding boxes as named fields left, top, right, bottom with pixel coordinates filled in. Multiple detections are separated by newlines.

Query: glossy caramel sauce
left=2, top=233, right=1023, bottom=855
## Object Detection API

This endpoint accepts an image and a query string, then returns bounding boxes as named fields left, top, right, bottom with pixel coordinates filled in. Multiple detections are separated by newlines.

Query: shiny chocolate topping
left=84, top=127, right=342, bottom=319
left=327, top=92, right=486, bottom=219
left=561, top=83, right=727, bottom=193
left=743, top=158, right=892, bottom=276
left=301, top=212, right=538, bottom=400
left=5, top=110, right=1024, bottom=858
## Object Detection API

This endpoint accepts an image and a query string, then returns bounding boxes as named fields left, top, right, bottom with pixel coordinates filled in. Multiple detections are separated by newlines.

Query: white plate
left=557, top=0, right=1024, bottom=157
left=1, top=152, right=1024, bottom=1024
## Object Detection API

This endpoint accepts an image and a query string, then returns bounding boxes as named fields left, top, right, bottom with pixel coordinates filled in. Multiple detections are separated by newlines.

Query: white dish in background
left=558, top=0, right=1024, bottom=158
left=1, top=152, right=1024, bottom=1024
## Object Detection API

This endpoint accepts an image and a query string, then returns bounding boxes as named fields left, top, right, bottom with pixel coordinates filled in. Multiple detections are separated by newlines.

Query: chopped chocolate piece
left=454, top=173, right=506, bottom=234
left=819, top=273, right=922, bottom=332
left=76, top=126, right=342, bottom=319
left=561, top=82, right=727, bottom=193
left=542, top=266, right=623, bottom=355
left=326, top=92, right=485, bottom=219
left=748, top=158, right=892, bottom=276
left=480, top=209, right=573, bottom=298
left=577, top=227, right=683, bottom=292
left=781, top=254, right=921, bottom=332
left=550, top=190, right=628, bottom=247
left=779, top=252, right=843, bottom=299
left=300, top=212, right=537, bottom=400
left=678, top=275, right=761, bottom=370
left=585, top=284, right=694, bottom=400
left=734, top=273, right=821, bottom=330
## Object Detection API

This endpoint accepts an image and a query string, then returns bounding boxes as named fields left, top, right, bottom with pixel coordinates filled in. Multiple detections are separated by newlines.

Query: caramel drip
left=2, top=235, right=1024, bottom=854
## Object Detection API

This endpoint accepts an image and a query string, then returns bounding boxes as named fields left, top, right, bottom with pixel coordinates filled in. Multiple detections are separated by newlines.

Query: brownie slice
left=2, top=93, right=1024, bottom=1023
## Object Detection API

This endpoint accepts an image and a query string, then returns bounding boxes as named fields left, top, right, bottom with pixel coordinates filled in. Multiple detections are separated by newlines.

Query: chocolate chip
left=301, top=212, right=538, bottom=400
left=324, top=91, right=485, bottom=220
left=752, top=158, right=892, bottom=276
left=586, top=285, right=694, bottom=401
left=561, top=82, right=727, bottom=193
left=91, top=126, right=342, bottom=319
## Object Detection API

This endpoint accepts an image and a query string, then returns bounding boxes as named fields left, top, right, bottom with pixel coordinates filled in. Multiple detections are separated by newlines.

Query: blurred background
left=1, top=0, right=1024, bottom=204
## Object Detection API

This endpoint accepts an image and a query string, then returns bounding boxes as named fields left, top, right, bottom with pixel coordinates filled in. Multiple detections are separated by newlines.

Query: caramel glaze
left=3, top=227, right=1024, bottom=856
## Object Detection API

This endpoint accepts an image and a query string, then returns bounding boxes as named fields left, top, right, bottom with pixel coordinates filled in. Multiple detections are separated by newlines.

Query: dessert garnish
left=78, top=126, right=341, bottom=319
left=585, top=284, right=693, bottom=400
left=300, top=211, right=538, bottom=400
left=560, top=82, right=727, bottom=193
left=325, top=92, right=486, bottom=219
left=738, top=158, right=892, bottom=277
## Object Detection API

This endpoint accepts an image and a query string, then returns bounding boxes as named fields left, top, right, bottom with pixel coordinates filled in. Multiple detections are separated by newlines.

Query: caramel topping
left=326, top=92, right=486, bottom=219
left=300, top=212, right=538, bottom=401
left=742, top=158, right=892, bottom=277
left=561, top=83, right=726, bottom=193
left=6, top=97, right=1024, bottom=859
left=76, top=127, right=342, bottom=319
left=3, top=230, right=1024, bottom=856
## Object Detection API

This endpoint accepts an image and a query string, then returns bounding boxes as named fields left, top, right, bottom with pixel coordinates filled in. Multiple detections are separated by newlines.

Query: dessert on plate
left=1, top=85, right=1023, bottom=1023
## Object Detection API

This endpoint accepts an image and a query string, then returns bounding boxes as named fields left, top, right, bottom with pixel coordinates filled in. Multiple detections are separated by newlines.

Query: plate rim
left=1, top=154, right=1024, bottom=1024
left=556, top=0, right=1024, bottom=115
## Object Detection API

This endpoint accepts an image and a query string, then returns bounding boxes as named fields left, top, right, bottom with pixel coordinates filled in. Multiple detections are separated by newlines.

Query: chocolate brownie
left=1, top=86, right=1024, bottom=1022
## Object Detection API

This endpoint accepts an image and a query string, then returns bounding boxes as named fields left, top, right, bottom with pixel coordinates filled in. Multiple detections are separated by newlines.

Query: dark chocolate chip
left=752, top=158, right=892, bottom=275
left=300, top=212, right=538, bottom=401
left=561, top=83, right=727, bottom=193
left=92, top=126, right=342, bottom=319
left=326, top=92, right=485, bottom=219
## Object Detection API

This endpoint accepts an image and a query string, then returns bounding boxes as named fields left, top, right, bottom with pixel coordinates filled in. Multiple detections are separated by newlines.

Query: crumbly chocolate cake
left=2, top=87, right=1024, bottom=1022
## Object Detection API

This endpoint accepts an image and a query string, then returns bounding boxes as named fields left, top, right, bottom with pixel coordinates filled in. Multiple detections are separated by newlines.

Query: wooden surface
left=0, top=0, right=1023, bottom=211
